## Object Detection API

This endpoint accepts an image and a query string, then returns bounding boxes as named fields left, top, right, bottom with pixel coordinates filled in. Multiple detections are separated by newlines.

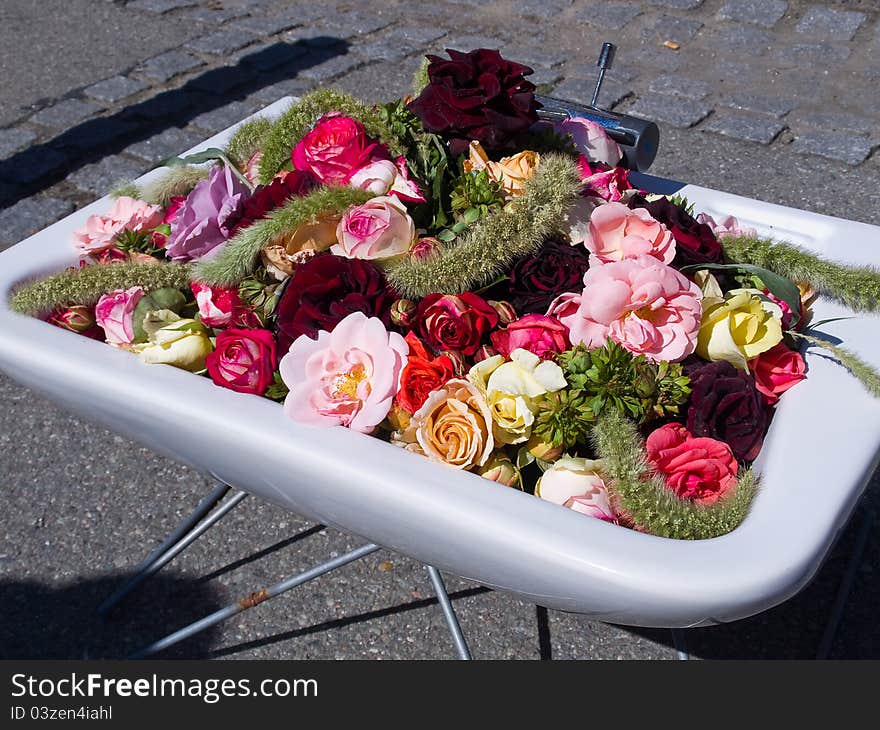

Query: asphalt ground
left=1, top=1, right=879, bottom=659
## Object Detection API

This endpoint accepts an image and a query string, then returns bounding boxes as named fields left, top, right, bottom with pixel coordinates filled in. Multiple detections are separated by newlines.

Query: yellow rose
left=462, top=141, right=539, bottom=199
left=135, top=318, right=214, bottom=372
left=696, top=288, right=783, bottom=370
left=392, top=379, right=494, bottom=470
left=468, top=349, right=566, bottom=445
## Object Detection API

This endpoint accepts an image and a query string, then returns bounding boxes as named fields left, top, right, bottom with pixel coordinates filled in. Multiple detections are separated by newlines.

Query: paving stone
left=0, top=183, right=17, bottom=206
left=648, top=74, right=710, bottom=100
left=319, top=11, right=396, bottom=38
left=500, top=45, right=567, bottom=69
left=0, top=147, right=67, bottom=185
left=575, top=2, right=643, bottom=29
left=717, top=0, right=787, bottom=28
left=701, top=110, right=785, bottom=145
left=776, top=43, right=851, bottom=65
left=722, top=93, right=794, bottom=118
left=186, top=7, right=249, bottom=25
left=230, top=13, right=302, bottom=37
left=137, top=50, right=205, bottom=84
left=84, top=76, right=149, bottom=104
left=124, top=127, right=204, bottom=165
left=30, top=99, right=103, bottom=129
left=0, top=127, right=37, bottom=159
left=530, top=67, right=565, bottom=87
left=385, top=26, right=448, bottom=49
left=240, top=42, right=309, bottom=72
left=647, top=0, right=703, bottom=7
left=552, top=77, right=631, bottom=108
left=709, top=23, right=771, bottom=54
left=186, top=65, right=252, bottom=95
left=250, top=77, right=316, bottom=105
left=355, top=40, right=414, bottom=63
left=128, top=90, right=210, bottom=122
left=0, top=196, right=75, bottom=248
left=68, top=155, right=147, bottom=197
left=517, top=0, right=574, bottom=19
left=793, top=111, right=874, bottom=136
left=640, top=14, right=703, bottom=43
left=627, top=95, right=711, bottom=128
left=289, top=29, right=348, bottom=48
left=795, top=7, right=865, bottom=41
left=300, top=53, right=366, bottom=83
left=190, top=100, right=261, bottom=134
left=61, top=116, right=141, bottom=152
left=185, top=29, right=257, bottom=55
left=441, top=35, right=505, bottom=52
left=127, top=0, right=197, bottom=13
left=791, top=132, right=874, bottom=167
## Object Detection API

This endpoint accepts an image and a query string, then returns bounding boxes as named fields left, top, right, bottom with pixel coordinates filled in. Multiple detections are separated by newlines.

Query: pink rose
left=536, top=457, right=616, bottom=522
left=490, top=314, right=570, bottom=360
left=578, top=156, right=636, bottom=202
left=748, top=343, right=806, bottom=405
left=584, top=201, right=676, bottom=265
left=206, top=328, right=276, bottom=396
left=557, top=118, right=622, bottom=166
left=280, top=311, right=409, bottom=433
left=95, top=286, right=145, bottom=345
left=646, top=423, right=738, bottom=505
left=695, top=212, right=757, bottom=239
left=292, top=113, right=387, bottom=185
left=555, top=255, right=702, bottom=363
left=348, top=157, right=426, bottom=203
left=72, top=197, right=164, bottom=256
left=191, top=281, right=245, bottom=329
left=332, top=196, right=415, bottom=261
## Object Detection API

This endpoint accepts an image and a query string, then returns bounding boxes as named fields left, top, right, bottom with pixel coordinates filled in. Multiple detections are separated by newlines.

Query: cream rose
left=135, top=318, right=214, bottom=372
left=535, top=457, right=616, bottom=521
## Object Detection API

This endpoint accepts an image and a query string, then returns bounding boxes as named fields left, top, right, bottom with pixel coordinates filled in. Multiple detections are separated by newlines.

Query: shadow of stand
left=0, top=37, right=350, bottom=207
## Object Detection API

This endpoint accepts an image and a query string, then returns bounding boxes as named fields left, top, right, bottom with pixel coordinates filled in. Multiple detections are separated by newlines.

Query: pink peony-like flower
left=332, top=196, right=415, bottom=261
left=695, top=212, right=757, bottom=239
left=748, top=342, right=807, bottom=405
left=292, top=113, right=387, bottom=185
left=490, top=314, right=570, bottom=360
left=646, top=423, right=738, bottom=505
left=557, top=118, right=622, bottom=167
left=280, top=311, right=408, bottom=433
left=584, top=201, right=676, bottom=265
left=72, top=197, right=164, bottom=256
left=94, top=286, right=145, bottom=345
left=206, top=328, right=276, bottom=396
left=348, top=157, right=426, bottom=203
left=555, top=255, right=702, bottom=363
left=166, top=165, right=250, bottom=262
left=191, top=281, right=246, bottom=329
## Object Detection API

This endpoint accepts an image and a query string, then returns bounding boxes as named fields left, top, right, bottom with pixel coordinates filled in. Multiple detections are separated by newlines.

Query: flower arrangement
left=10, top=48, right=880, bottom=541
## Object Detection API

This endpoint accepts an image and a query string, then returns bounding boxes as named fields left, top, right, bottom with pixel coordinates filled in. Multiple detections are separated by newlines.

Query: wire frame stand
left=100, top=482, right=471, bottom=660
left=101, top=483, right=872, bottom=661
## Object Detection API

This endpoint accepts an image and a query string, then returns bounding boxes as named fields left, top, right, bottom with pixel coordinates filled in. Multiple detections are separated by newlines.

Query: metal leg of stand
left=816, top=506, right=874, bottom=660
left=99, top=490, right=247, bottom=616
left=130, top=543, right=382, bottom=659
left=671, top=629, right=689, bottom=660
left=426, top=565, right=472, bottom=660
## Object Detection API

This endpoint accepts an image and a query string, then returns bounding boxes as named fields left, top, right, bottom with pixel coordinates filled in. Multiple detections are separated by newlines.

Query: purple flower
left=166, top=165, right=250, bottom=262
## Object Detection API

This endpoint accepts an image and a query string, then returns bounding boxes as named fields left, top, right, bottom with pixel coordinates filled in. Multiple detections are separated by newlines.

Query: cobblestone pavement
left=1, top=0, right=879, bottom=659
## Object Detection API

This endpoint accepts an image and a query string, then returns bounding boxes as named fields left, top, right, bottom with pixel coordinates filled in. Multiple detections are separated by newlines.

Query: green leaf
left=160, top=148, right=255, bottom=193
left=681, top=262, right=802, bottom=329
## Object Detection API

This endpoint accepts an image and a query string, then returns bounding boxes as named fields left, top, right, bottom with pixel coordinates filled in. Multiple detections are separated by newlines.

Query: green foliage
left=668, top=194, right=695, bottom=216
left=533, top=390, right=595, bottom=449
left=194, top=186, right=373, bottom=287
left=116, top=226, right=168, bottom=258
left=591, top=410, right=759, bottom=540
left=239, top=268, right=284, bottom=322
left=141, top=166, right=209, bottom=208
left=789, top=331, right=880, bottom=398
left=722, top=233, right=880, bottom=313
left=264, top=371, right=290, bottom=403
left=449, top=167, right=505, bottom=216
left=257, top=89, right=408, bottom=185
left=387, top=153, right=582, bottom=298
left=9, top=262, right=193, bottom=316
left=225, top=117, right=273, bottom=168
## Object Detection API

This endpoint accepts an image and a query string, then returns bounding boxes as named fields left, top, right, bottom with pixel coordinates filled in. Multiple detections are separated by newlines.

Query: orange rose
left=462, top=141, right=539, bottom=199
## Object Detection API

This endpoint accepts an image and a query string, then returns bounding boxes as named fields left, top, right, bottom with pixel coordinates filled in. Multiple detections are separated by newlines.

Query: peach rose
left=462, top=141, right=540, bottom=199
left=584, top=202, right=676, bottom=265
left=393, top=378, right=494, bottom=470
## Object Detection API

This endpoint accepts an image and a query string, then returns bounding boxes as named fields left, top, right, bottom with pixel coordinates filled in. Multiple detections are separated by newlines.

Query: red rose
left=396, top=332, right=456, bottom=414
left=645, top=423, right=738, bottom=505
left=231, top=170, right=316, bottom=234
left=490, top=313, right=569, bottom=360
left=206, top=328, right=276, bottom=396
left=749, top=343, right=806, bottom=405
left=416, top=292, right=499, bottom=356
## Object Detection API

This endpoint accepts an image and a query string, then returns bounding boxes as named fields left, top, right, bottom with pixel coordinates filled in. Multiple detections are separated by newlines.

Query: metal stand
left=101, top=482, right=473, bottom=660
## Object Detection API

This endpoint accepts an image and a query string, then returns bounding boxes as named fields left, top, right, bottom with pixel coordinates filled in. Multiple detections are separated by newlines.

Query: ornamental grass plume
left=140, top=166, right=211, bottom=209
left=224, top=117, right=273, bottom=168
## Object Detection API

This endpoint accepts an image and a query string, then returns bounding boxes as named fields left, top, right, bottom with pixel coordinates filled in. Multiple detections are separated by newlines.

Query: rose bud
left=438, top=349, right=468, bottom=376
left=478, top=453, right=521, bottom=488
left=47, top=305, right=97, bottom=335
left=390, top=298, right=417, bottom=328
left=489, top=300, right=517, bottom=325
left=412, top=236, right=441, bottom=260
left=525, top=434, right=563, bottom=463
left=474, top=344, right=498, bottom=363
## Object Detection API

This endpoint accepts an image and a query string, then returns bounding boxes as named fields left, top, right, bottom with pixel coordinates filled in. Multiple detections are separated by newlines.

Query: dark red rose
left=685, top=360, right=771, bottom=462
left=275, top=254, right=395, bottom=356
left=206, top=328, right=276, bottom=396
left=231, top=170, right=317, bottom=234
left=396, top=332, right=456, bottom=414
left=407, top=48, right=540, bottom=157
left=629, top=194, right=723, bottom=266
left=416, top=292, right=499, bottom=356
left=506, top=238, right=590, bottom=314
